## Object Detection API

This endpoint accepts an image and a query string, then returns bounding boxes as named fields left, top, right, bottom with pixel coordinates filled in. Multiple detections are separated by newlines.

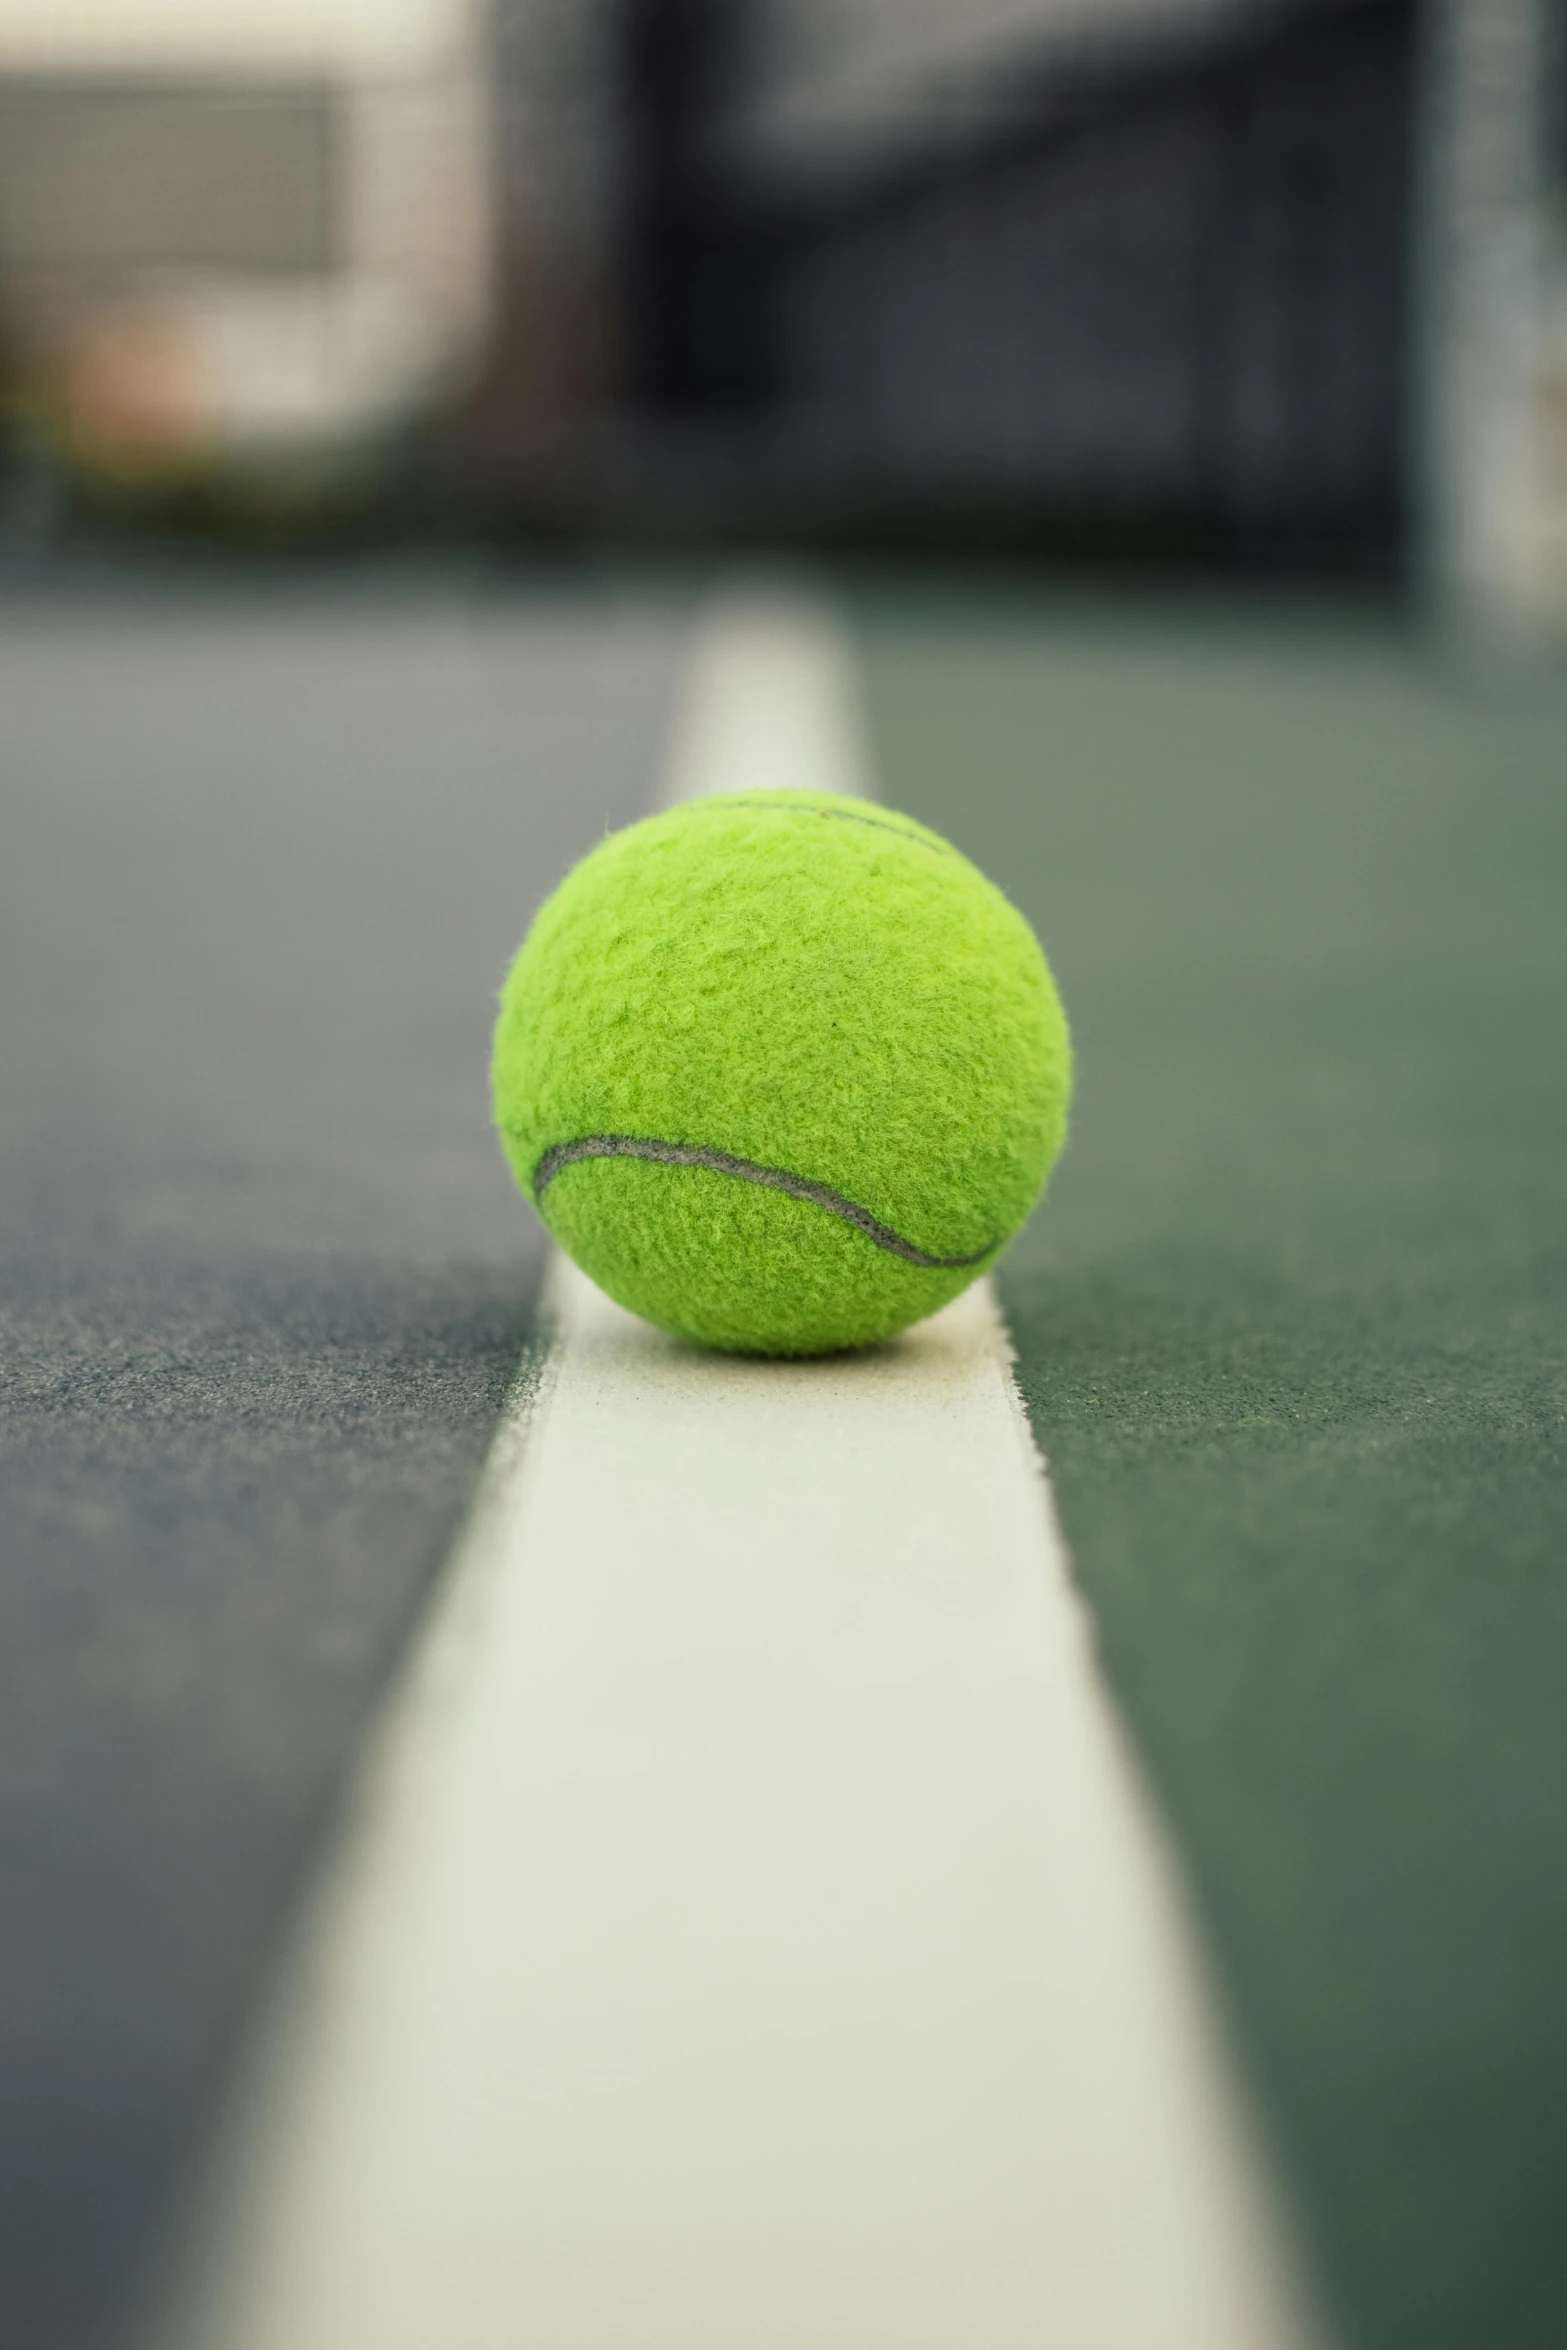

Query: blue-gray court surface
left=1, top=567, right=1564, bottom=2350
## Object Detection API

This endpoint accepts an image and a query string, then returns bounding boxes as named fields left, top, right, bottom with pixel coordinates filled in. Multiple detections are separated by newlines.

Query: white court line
left=656, top=592, right=870, bottom=804
left=154, top=593, right=1327, bottom=2350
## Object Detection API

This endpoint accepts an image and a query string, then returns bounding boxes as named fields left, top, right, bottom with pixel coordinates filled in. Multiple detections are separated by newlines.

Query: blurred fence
left=751, top=0, right=1417, bottom=564
left=1, top=0, right=1563, bottom=622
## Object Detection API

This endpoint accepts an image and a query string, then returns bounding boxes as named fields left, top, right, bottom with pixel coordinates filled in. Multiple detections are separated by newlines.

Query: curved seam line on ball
left=532, top=1136, right=994, bottom=1268
left=680, top=800, right=950, bottom=854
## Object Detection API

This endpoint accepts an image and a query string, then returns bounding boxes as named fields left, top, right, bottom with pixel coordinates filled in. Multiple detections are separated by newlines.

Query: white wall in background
left=0, top=0, right=477, bottom=75
left=0, top=0, right=494, bottom=471
left=1416, top=0, right=1567, bottom=638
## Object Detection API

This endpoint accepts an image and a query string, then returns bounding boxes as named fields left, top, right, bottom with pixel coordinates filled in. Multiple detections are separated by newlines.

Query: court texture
left=0, top=566, right=1563, bottom=2350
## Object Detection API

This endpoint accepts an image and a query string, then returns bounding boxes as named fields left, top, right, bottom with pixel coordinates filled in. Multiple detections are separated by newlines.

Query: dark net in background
left=591, top=0, right=1418, bottom=567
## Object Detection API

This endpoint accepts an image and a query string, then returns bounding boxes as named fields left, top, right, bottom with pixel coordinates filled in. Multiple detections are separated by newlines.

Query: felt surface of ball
left=492, top=791, right=1071, bottom=1355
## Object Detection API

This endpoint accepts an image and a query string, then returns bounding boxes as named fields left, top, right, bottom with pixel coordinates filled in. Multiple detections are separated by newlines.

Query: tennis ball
left=492, top=791, right=1070, bottom=1356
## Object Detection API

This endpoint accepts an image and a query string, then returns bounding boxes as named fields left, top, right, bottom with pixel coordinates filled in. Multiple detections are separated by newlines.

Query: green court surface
left=861, top=591, right=1567, bottom=2350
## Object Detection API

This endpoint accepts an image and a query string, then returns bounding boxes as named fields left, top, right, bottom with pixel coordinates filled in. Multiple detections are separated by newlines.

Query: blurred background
left=0, top=0, right=1562, bottom=626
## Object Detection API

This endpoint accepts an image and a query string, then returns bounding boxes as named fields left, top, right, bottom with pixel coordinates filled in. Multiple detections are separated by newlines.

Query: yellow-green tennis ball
left=492, top=791, right=1071, bottom=1356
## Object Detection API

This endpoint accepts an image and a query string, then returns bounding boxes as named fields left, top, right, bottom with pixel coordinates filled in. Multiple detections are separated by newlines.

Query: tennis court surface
left=861, top=587, right=1567, bottom=2350
left=2, top=572, right=1564, bottom=2350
